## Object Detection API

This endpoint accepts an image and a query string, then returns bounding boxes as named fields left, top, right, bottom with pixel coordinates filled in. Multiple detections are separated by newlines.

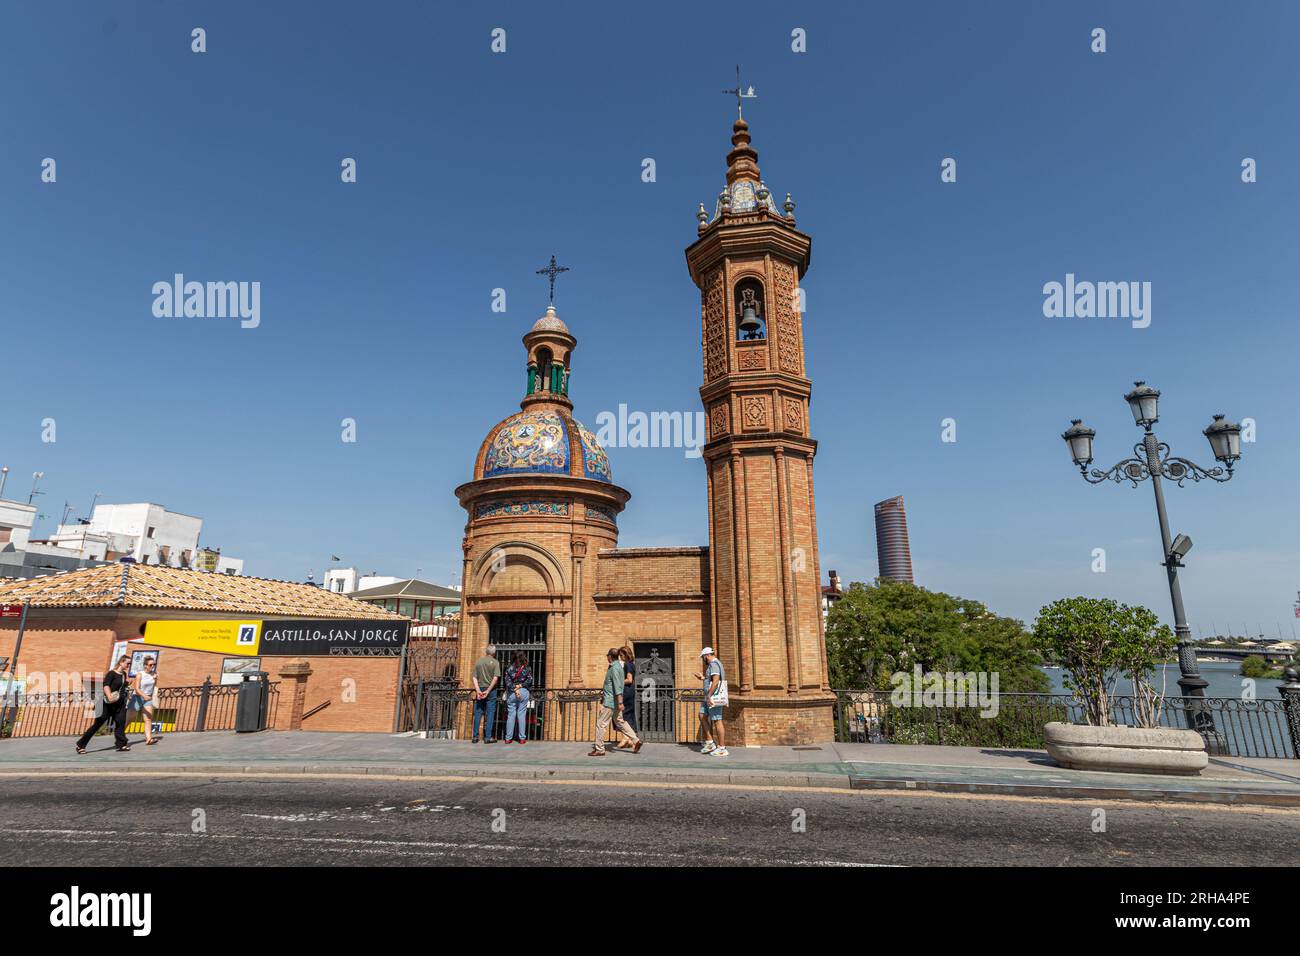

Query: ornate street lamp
left=1123, top=381, right=1161, bottom=427
left=1203, top=415, right=1242, bottom=471
left=1061, top=382, right=1244, bottom=750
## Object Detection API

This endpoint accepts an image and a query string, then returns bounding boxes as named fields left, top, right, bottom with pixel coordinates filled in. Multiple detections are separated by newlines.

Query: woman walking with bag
left=502, top=651, right=533, bottom=744
left=128, top=656, right=161, bottom=746
left=75, top=654, right=132, bottom=754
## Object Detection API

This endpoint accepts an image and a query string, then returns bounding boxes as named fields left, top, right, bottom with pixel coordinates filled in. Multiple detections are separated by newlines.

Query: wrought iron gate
left=489, top=613, right=548, bottom=682
left=487, top=613, right=547, bottom=740
left=633, top=642, right=676, bottom=742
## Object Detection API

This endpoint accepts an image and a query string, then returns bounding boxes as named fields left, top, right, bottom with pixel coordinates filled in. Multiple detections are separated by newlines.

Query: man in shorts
left=694, top=647, right=728, bottom=757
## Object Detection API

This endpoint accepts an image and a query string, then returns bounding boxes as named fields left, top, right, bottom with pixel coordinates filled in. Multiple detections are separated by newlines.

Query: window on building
left=399, top=600, right=415, bottom=619
left=147, top=527, right=156, bottom=538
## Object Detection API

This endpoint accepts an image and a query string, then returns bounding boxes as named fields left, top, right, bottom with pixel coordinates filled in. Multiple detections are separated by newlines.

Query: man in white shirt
left=693, top=647, right=728, bottom=757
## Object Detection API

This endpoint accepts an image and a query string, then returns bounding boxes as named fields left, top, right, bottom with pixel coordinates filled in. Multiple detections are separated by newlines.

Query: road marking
left=0, top=770, right=1295, bottom=814
left=0, top=827, right=889, bottom=866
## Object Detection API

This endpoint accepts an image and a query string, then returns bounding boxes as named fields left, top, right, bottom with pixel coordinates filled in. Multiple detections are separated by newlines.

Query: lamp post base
left=1176, top=667, right=1227, bottom=756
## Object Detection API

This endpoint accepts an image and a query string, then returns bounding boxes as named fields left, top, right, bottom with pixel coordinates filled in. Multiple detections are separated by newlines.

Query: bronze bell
left=738, top=298, right=762, bottom=338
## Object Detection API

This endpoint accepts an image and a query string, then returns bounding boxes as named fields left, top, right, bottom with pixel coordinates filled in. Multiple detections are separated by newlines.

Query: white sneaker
left=710, top=747, right=730, bottom=757
left=700, top=740, right=716, bottom=754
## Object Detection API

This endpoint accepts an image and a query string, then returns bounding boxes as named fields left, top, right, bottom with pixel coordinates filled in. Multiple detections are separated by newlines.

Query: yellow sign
left=126, top=710, right=177, bottom=734
left=142, top=620, right=262, bottom=656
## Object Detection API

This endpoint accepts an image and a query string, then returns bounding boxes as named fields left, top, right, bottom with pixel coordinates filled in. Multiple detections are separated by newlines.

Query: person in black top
left=617, top=646, right=638, bottom=748
left=76, top=654, right=133, bottom=753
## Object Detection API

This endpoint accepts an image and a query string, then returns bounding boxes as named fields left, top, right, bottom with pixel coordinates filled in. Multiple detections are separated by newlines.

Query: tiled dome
left=478, top=410, right=611, bottom=482
left=575, top=420, right=611, bottom=482
left=531, top=305, right=570, bottom=334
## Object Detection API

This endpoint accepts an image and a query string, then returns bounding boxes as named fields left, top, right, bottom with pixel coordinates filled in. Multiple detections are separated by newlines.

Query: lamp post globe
left=1124, top=381, right=1161, bottom=428
left=1203, top=414, right=1242, bottom=470
left=1061, top=419, right=1096, bottom=472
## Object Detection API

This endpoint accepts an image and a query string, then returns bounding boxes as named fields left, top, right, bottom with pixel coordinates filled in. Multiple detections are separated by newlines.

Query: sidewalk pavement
left=3, top=731, right=1299, bottom=807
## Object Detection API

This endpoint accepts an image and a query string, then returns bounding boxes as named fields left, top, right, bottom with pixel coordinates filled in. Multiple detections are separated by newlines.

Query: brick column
left=569, top=537, right=587, bottom=686
left=276, top=660, right=312, bottom=730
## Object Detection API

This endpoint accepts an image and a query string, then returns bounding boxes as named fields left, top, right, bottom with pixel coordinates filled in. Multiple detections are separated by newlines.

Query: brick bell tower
left=685, top=105, right=834, bottom=745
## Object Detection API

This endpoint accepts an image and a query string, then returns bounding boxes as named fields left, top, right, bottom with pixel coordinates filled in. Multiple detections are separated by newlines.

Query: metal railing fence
left=398, top=682, right=706, bottom=743
left=400, top=683, right=1299, bottom=758
left=1, top=680, right=280, bottom=739
left=831, top=690, right=1298, bottom=758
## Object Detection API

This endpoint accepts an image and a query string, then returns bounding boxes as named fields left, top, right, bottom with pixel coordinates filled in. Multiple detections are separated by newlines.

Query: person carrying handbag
left=128, top=656, right=161, bottom=746
left=76, top=654, right=132, bottom=754
left=693, top=647, right=729, bottom=757
left=502, top=652, right=533, bottom=744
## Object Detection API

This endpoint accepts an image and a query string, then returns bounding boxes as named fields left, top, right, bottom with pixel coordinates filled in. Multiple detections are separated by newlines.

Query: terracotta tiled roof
left=0, top=564, right=405, bottom=619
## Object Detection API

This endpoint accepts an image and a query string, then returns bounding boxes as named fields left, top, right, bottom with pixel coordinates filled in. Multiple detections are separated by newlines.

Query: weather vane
left=535, top=254, right=570, bottom=306
left=722, top=64, right=756, bottom=120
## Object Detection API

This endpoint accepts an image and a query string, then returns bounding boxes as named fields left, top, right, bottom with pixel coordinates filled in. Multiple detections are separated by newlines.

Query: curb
left=846, top=774, right=1300, bottom=807
left=5, top=762, right=1300, bottom=806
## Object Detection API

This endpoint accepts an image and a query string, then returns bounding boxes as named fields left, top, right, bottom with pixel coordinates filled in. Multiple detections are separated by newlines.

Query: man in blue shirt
left=694, top=647, right=728, bottom=757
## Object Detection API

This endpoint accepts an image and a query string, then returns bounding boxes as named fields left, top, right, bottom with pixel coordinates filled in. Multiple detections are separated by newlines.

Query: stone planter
left=1043, top=721, right=1208, bottom=776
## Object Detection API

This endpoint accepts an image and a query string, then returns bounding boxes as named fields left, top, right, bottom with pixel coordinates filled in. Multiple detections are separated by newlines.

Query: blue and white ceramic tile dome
left=576, top=421, right=612, bottom=482
left=478, top=410, right=612, bottom=482
left=481, top=411, right=569, bottom=477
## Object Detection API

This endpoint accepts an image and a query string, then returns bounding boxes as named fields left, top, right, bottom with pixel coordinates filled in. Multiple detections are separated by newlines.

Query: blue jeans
left=472, top=692, right=498, bottom=740
left=505, top=688, right=530, bottom=741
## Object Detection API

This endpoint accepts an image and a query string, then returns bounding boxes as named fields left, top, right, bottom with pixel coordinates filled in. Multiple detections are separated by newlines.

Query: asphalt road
left=1, top=773, right=1295, bottom=866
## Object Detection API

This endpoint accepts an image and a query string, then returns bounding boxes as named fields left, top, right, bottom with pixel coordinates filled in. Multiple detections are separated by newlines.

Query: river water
left=1041, top=661, right=1284, bottom=700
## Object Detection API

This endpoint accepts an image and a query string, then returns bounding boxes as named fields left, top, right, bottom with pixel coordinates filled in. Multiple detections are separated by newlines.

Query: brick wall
left=593, top=547, right=708, bottom=595
left=589, top=547, right=711, bottom=689
left=293, top=656, right=401, bottom=733
left=0, top=609, right=401, bottom=733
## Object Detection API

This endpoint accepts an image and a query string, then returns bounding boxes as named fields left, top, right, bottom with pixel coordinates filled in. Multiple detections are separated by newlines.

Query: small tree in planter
left=1032, top=596, right=1175, bottom=728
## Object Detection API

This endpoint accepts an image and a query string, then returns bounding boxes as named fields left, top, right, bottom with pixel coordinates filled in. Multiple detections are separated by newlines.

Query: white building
left=51, top=503, right=244, bottom=574
left=0, top=499, right=37, bottom=551
left=323, top=567, right=402, bottom=594
left=2, top=496, right=106, bottom=579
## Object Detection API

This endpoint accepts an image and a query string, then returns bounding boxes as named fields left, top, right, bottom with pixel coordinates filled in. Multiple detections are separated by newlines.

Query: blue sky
left=2, top=1, right=1297, bottom=635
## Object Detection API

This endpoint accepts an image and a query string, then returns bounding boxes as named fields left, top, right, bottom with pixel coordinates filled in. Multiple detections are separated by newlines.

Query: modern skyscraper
left=874, top=496, right=914, bottom=584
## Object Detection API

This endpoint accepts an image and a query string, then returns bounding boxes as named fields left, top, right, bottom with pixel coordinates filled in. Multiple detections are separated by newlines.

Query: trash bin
left=235, top=671, right=269, bottom=733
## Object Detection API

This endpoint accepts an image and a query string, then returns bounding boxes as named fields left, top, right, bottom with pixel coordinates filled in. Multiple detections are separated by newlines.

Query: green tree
left=1031, top=597, right=1175, bottom=727
left=1240, top=655, right=1281, bottom=680
left=824, top=579, right=1049, bottom=693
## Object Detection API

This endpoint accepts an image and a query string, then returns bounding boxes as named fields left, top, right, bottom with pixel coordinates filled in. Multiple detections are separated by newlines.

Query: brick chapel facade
left=454, top=112, right=834, bottom=745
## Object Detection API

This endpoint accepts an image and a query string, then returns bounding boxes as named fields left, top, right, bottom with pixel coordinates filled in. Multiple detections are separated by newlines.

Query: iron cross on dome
left=535, top=255, right=570, bottom=306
